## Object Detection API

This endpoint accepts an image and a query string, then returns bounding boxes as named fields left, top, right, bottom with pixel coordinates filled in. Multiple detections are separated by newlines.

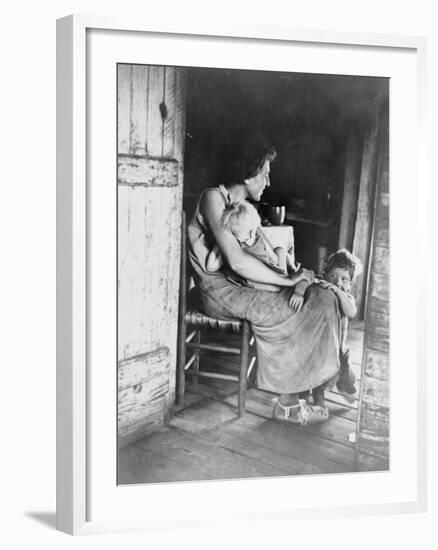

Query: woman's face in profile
left=245, top=160, right=271, bottom=202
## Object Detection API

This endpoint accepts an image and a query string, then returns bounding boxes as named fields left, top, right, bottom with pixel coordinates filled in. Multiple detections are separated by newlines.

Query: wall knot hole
left=159, top=102, right=168, bottom=120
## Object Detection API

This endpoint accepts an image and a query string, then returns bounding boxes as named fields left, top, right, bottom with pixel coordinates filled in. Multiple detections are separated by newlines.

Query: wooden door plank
left=117, top=64, right=132, bottom=154
left=163, top=66, right=176, bottom=158
left=118, top=186, right=174, bottom=358
left=117, top=64, right=186, bottom=444
left=118, top=346, right=170, bottom=391
left=146, top=66, right=165, bottom=157
left=338, top=132, right=361, bottom=251
left=173, top=69, right=187, bottom=164
left=356, top=111, right=390, bottom=469
left=352, top=129, right=378, bottom=315
left=130, top=65, right=149, bottom=156
left=118, top=156, right=179, bottom=187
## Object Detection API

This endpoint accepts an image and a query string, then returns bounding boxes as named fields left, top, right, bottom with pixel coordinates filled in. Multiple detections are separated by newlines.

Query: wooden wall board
left=363, top=348, right=389, bottom=380
left=118, top=156, right=179, bottom=187
left=356, top=112, right=390, bottom=470
left=130, top=65, right=149, bottom=157
left=118, top=346, right=170, bottom=391
left=117, top=64, right=132, bottom=155
left=338, top=132, right=361, bottom=251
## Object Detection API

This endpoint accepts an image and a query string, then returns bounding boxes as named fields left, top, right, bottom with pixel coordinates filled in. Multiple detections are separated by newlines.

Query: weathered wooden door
left=117, top=65, right=186, bottom=447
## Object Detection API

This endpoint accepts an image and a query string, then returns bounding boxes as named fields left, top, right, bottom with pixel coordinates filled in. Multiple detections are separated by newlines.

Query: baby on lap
left=206, top=200, right=301, bottom=291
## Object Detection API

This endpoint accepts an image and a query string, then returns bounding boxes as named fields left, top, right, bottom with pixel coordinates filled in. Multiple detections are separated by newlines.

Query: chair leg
left=247, top=334, right=257, bottom=388
left=238, top=320, right=250, bottom=417
left=176, top=319, right=187, bottom=406
left=193, top=330, right=201, bottom=384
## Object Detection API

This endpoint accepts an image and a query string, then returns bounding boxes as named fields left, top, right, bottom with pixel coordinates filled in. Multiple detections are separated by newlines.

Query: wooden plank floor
left=118, top=322, right=364, bottom=485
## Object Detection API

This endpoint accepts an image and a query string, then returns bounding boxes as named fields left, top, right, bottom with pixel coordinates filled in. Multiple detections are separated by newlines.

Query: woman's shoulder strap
left=200, top=185, right=229, bottom=206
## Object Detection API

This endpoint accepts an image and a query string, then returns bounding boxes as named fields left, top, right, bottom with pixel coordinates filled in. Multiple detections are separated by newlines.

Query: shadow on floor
left=25, top=511, right=57, bottom=530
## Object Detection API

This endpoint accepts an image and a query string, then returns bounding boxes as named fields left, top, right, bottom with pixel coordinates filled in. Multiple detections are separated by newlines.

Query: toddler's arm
left=317, top=280, right=357, bottom=318
left=206, top=244, right=224, bottom=272
left=333, top=289, right=357, bottom=318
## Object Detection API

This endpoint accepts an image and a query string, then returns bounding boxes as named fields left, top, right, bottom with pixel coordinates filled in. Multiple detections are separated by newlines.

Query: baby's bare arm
left=206, top=244, right=224, bottom=272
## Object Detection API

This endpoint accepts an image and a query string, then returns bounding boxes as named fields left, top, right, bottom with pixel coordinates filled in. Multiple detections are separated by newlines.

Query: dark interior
left=183, top=67, right=388, bottom=273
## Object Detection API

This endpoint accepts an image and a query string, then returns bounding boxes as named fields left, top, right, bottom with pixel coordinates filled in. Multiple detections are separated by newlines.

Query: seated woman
left=187, top=135, right=342, bottom=425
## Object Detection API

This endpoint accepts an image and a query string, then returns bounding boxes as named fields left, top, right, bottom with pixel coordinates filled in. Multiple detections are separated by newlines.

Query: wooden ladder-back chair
left=176, top=212, right=257, bottom=416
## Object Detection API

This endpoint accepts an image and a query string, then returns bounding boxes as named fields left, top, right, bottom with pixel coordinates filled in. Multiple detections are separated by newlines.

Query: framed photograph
left=57, top=15, right=427, bottom=535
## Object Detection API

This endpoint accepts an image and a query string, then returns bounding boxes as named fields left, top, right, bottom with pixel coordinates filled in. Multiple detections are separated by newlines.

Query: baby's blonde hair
left=221, top=201, right=260, bottom=239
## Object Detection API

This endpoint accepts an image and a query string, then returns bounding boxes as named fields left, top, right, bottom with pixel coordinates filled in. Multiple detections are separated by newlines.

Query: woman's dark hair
left=226, top=133, right=277, bottom=182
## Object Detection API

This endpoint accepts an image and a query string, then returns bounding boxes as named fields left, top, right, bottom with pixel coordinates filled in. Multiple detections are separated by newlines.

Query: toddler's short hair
left=324, top=249, right=363, bottom=282
left=221, top=201, right=261, bottom=237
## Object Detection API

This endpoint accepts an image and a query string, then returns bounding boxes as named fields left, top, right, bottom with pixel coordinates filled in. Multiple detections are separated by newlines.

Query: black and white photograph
left=117, top=64, right=389, bottom=484
left=1, top=0, right=434, bottom=542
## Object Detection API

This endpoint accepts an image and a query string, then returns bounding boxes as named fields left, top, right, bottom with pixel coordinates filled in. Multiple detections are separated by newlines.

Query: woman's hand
left=299, top=268, right=315, bottom=284
left=286, top=267, right=314, bottom=288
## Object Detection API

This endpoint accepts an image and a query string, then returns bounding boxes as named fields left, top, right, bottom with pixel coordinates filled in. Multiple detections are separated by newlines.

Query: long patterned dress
left=187, top=185, right=341, bottom=394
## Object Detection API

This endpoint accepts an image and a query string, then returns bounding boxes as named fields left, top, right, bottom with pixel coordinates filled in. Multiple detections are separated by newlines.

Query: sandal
left=272, top=398, right=311, bottom=426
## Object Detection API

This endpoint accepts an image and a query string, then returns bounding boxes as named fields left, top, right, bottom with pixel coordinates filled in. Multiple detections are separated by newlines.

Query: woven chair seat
left=185, top=309, right=243, bottom=333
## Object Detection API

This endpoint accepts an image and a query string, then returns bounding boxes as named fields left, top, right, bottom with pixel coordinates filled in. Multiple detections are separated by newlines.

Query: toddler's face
left=326, top=267, right=352, bottom=292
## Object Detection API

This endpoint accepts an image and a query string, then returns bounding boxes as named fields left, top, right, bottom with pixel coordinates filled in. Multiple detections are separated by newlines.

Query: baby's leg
left=273, top=246, right=287, bottom=274
left=286, top=247, right=301, bottom=272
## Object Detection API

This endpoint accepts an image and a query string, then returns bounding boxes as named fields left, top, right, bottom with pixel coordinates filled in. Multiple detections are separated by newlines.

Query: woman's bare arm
left=201, top=190, right=310, bottom=287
